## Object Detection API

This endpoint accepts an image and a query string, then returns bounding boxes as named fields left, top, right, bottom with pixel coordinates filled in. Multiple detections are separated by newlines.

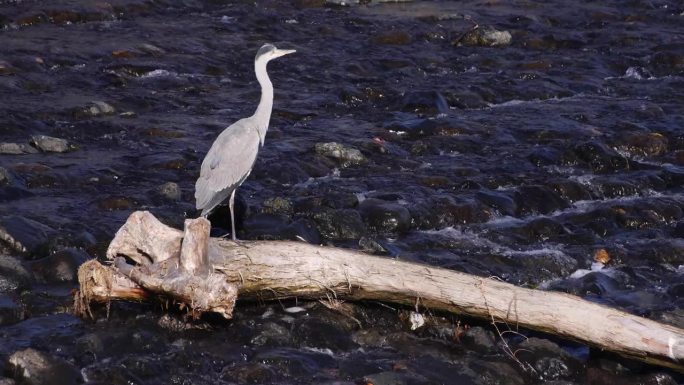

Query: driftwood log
left=75, top=211, right=684, bottom=372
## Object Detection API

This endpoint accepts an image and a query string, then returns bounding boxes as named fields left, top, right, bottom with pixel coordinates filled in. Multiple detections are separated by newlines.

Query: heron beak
left=274, top=48, right=296, bottom=58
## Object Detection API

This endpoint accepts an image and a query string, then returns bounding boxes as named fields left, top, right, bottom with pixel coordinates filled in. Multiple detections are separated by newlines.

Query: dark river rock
left=1, top=0, right=683, bottom=383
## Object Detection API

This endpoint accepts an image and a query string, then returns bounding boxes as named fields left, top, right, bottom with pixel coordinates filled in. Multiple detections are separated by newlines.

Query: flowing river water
left=0, top=0, right=683, bottom=384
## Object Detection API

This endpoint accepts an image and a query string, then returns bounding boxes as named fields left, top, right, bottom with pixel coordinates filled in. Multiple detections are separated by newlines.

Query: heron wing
left=195, top=119, right=260, bottom=214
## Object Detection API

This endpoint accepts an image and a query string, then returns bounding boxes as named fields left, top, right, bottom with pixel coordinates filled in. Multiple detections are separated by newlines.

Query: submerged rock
left=138, top=43, right=166, bottom=57
left=0, top=256, right=33, bottom=293
left=138, top=153, right=187, bottom=170
left=285, top=218, right=322, bottom=244
left=515, top=338, right=583, bottom=381
left=0, top=216, right=56, bottom=257
left=262, top=197, right=293, bottom=216
left=460, top=326, right=496, bottom=354
left=471, top=360, right=525, bottom=385
left=515, top=185, right=569, bottom=216
left=72, top=101, right=115, bottom=118
left=311, top=208, right=366, bottom=240
left=155, top=182, right=181, bottom=201
left=322, top=192, right=358, bottom=209
left=613, top=132, right=668, bottom=158
left=573, top=141, right=629, bottom=173
left=314, top=142, right=366, bottom=167
left=28, top=248, right=89, bottom=283
left=373, top=30, right=412, bottom=45
left=476, top=190, right=518, bottom=217
left=649, top=51, right=684, bottom=77
left=359, top=198, right=411, bottom=234
left=546, top=179, right=593, bottom=202
left=254, top=160, right=309, bottom=185
left=0, top=295, right=26, bottom=326
left=385, top=117, right=470, bottom=139
left=97, top=196, right=136, bottom=211
left=250, top=321, right=293, bottom=347
left=7, top=348, right=80, bottom=385
left=459, top=26, right=512, bottom=47
left=294, top=310, right=357, bottom=351
left=399, top=91, right=450, bottom=115
left=410, top=195, right=490, bottom=229
left=221, top=362, right=276, bottom=383
left=517, top=217, right=569, bottom=242
left=241, top=213, right=289, bottom=240
left=0, top=60, right=16, bottom=75
left=29, top=136, right=72, bottom=153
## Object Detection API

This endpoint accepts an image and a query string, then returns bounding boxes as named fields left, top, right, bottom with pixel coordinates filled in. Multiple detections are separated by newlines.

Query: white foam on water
left=140, top=69, right=175, bottom=78
left=568, top=262, right=605, bottom=279
left=293, top=168, right=343, bottom=189
left=423, top=227, right=570, bottom=261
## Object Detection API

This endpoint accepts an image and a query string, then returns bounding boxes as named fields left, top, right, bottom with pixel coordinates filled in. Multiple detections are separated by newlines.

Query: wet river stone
left=314, top=142, right=366, bottom=167
left=410, top=195, right=490, bottom=229
left=311, top=208, right=366, bottom=240
left=459, top=326, right=496, bottom=354
left=0, top=296, right=25, bottom=327
left=0, top=256, right=32, bottom=293
left=612, top=132, right=668, bottom=158
left=373, top=30, right=412, bottom=45
left=29, top=136, right=72, bottom=153
left=262, top=196, right=293, bottom=216
left=476, top=190, right=518, bottom=216
left=154, top=181, right=181, bottom=201
left=516, top=185, right=570, bottom=216
left=6, top=348, right=80, bottom=385
left=400, top=90, right=450, bottom=115
left=359, top=198, right=411, bottom=234
left=573, top=141, right=630, bottom=173
left=97, top=196, right=136, bottom=211
left=0, top=143, right=37, bottom=155
left=28, top=248, right=89, bottom=283
left=459, top=26, right=512, bottom=47
left=0, top=217, right=56, bottom=257
left=515, top=338, right=584, bottom=381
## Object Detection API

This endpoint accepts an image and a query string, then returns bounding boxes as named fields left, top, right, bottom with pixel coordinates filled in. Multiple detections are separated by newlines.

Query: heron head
left=255, top=44, right=296, bottom=62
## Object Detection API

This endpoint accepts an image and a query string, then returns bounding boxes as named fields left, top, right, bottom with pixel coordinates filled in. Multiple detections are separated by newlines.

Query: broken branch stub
left=179, top=217, right=210, bottom=276
left=73, top=259, right=148, bottom=319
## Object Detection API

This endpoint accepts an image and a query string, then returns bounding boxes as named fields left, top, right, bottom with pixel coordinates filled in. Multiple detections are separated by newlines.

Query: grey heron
left=195, top=43, right=296, bottom=240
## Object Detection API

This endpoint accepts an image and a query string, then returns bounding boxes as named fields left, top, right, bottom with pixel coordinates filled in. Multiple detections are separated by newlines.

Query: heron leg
left=229, top=189, right=237, bottom=241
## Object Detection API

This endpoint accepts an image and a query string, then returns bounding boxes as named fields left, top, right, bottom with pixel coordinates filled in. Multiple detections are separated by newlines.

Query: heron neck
left=253, top=59, right=273, bottom=146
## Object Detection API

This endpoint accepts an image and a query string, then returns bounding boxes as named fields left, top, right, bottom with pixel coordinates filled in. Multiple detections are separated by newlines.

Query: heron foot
left=219, top=233, right=248, bottom=248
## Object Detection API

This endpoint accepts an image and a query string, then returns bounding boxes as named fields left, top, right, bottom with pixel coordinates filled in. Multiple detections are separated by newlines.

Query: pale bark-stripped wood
left=105, top=211, right=182, bottom=265
left=179, top=217, right=210, bottom=276
left=78, top=211, right=684, bottom=372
